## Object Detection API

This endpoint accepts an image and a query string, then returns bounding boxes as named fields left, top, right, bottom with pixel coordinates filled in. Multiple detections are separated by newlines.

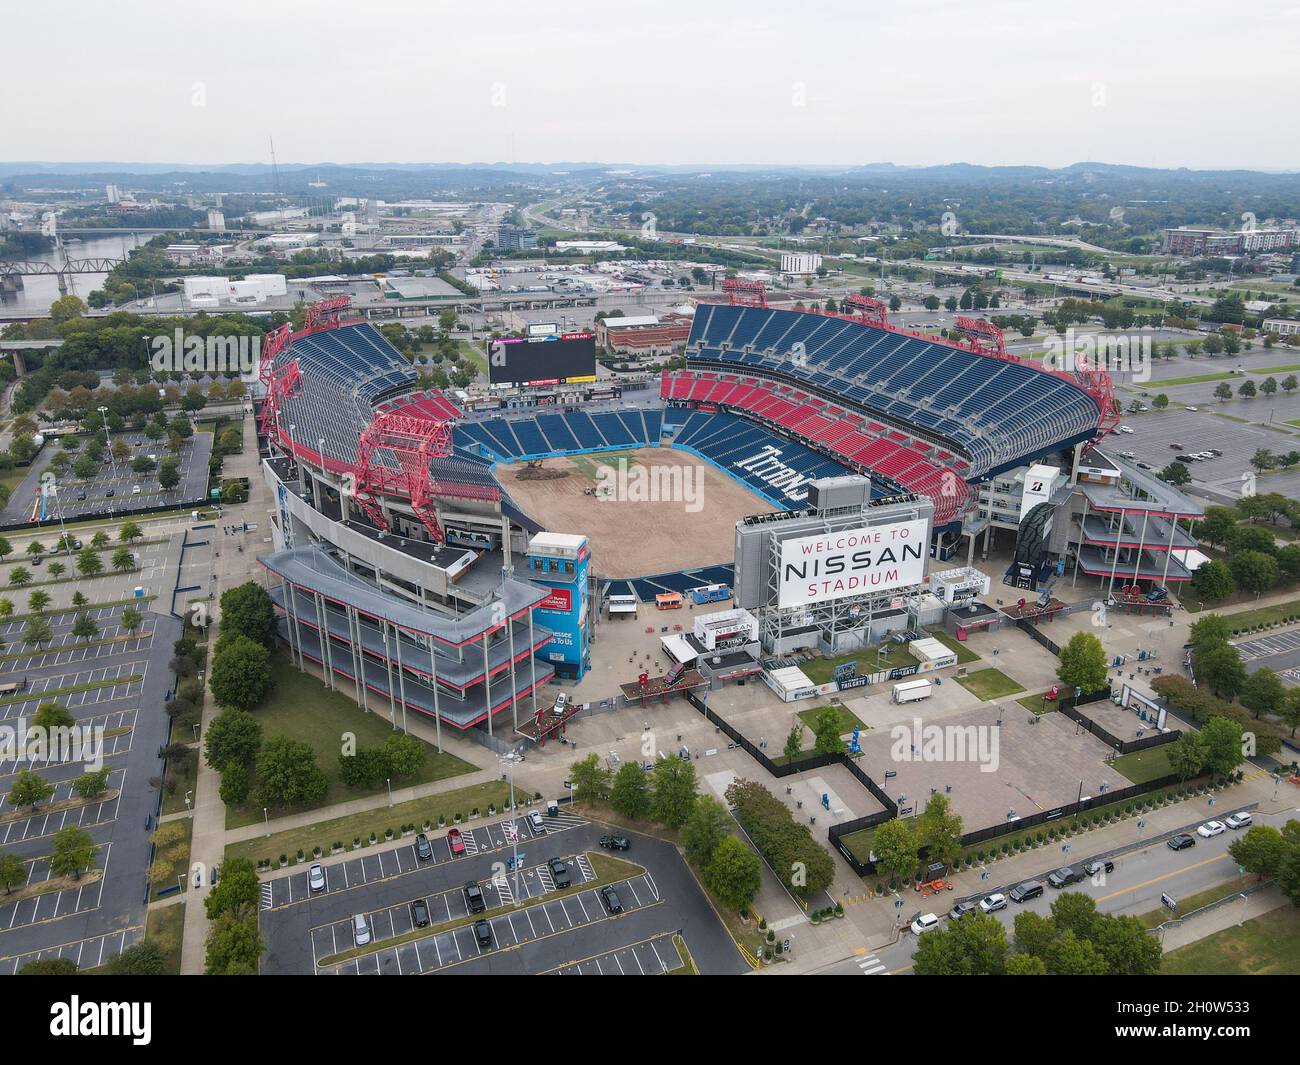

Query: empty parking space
left=0, top=662, right=147, bottom=721
left=0, top=921, right=144, bottom=975
left=0, top=842, right=113, bottom=932
left=1235, top=628, right=1300, bottom=663
left=548, top=931, right=684, bottom=975
left=0, top=770, right=124, bottom=846
left=0, top=709, right=136, bottom=776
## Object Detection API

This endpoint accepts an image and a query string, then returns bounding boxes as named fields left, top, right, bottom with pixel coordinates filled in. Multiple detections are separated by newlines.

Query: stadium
left=252, top=286, right=1151, bottom=747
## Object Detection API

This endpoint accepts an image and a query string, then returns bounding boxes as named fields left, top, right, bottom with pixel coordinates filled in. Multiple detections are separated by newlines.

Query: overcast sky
left=6, top=0, right=1297, bottom=170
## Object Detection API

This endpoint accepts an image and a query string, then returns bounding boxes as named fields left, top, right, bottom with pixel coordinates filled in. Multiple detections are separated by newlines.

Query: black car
left=106, top=488, right=114, bottom=497
left=1167, top=834, right=1196, bottom=852
left=548, top=857, right=571, bottom=888
left=411, top=898, right=430, bottom=928
left=1009, top=880, right=1044, bottom=903
left=1047, top=866, right=1084, bottom=889
left=598, top=834, right=630, bottom=851
left=414, top=833, right=433, bottom=861
left=600, top=885, right=623, bottom=914
left=948, top=900, right=978, bottom=920
left=77, top=491, right=87, bottom=501
left=464, top=880, right=486, bottom=913
left=1083, top=859, right=1115, bottom=877
left=473, top=919, right=492, bottom=947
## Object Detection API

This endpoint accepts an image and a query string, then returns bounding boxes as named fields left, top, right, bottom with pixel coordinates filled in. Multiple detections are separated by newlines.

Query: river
left=0, top=232, right=149, bottom=314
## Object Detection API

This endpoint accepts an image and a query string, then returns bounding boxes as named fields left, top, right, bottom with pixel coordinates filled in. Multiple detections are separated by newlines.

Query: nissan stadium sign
left=777, top=519, right=928, bottom=609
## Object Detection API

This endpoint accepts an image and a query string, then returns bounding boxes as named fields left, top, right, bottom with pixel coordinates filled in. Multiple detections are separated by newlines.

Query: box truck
left=892, top=679, right=933, bottom=704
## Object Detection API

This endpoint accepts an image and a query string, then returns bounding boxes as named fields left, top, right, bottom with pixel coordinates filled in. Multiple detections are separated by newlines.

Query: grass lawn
left=800, top=642, right=920, bottom=684
left=796, top=700, right=866, bottom=737
left=223, top=779, right=513, bottom=867
left=1213, top=596, right=1300, bottom=632
left=838, top=824, right=879, bottom=864
left=1149, top=371, right=1235, bottom=387
left=161, top=746, right=199, bottom=816
left=925, top=629, right=981, bottom=664
left=955, top=668, right=1026, bottom=701
left=145, top=900, right=186, bottom=975
left=224, top=654, right=477, bottom=829
left=149, top=819, right=193, bottom=901
left=1017, top=691, right=1061, bottom=715
left=1111, top=745, right=1175, bottom=785
left=1136, top=874, right=1256, bottom=930
left=1161, top=900, right=1300, bottom=974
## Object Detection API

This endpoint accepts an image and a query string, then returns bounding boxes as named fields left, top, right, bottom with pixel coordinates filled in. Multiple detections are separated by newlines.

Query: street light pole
left=500, top=766, right=521, bottom=905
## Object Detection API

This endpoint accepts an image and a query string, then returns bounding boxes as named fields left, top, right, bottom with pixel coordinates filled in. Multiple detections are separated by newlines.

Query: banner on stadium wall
left=776, top=519, right=928, bottom=609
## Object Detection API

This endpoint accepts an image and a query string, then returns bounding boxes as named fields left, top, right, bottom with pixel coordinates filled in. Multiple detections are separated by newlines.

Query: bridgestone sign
left=777, top=519, right=928, bottom=609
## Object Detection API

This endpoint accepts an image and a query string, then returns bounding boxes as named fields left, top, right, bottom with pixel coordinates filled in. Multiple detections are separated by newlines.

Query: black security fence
left=1059, top=700, right=1182, bottom=756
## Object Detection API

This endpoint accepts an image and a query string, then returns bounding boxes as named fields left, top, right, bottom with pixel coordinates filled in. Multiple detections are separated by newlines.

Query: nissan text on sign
left=777, top=519, right=928, bottom=609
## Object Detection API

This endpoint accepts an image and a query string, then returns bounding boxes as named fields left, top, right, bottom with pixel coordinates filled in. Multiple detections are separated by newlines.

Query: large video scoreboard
left=488, top=332, right=597, bottom=386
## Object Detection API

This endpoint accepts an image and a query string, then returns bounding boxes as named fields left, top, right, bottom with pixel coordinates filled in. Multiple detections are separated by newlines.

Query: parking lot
left=547, top=930, right=684, bottom=975
left=0, top=842, right=113, bottom=933
left=1234, top=628, right=1300, bottom=664
left=261, top=809, right=589, bottom=910
left=0, top=661, right=147, bottom=721
left=0, top=429, right=213, bottom=527
left=259, top=820, right=746, bottom=976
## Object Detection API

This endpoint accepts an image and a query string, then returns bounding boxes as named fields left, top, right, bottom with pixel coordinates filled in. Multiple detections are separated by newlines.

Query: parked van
left=353, top=913, right=371, bottom=946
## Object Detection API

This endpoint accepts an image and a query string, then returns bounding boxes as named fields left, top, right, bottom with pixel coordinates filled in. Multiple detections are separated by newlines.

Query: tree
left=1281, top=689, right=1300, bottom=738
left=1190, top=559, right=1234, bottom=602
left=75, top=549, right=103, bottom=577
left=1005, top=953, right=1047, bottom=975
left=1230, top=550, right=1279, bottom=595
left=19, top=958, right=79, bottom=974
left=49, top=824, right=96, bottom=880
left=1241, top=669, right=1287, bottom=720
left=255, top=734, right=328, bottom=808
left=382, top=732, right=426, bottom=778
left=33, top=701, right=74, bottom=730
left=158, top=460, right=181, bottom=491
left=568, top=753, right=612, bottom=804
left=1151, top=393, right=1169, bottom=409
left=1199, top=716, right=1245, bottom=777
left=725, top=777, right=834, bottom=896
left=119, top=521, right=144, bottom=543
left=1166, top=731, right=1207, bottom=781
left=72, top=769, right=111, bottom=800
left=205, top=907, right=263, bottom=975
left=650, top=756, right=698, bottom=828
left=0, top=851, right=26, bottom=895
left=1214, top=382, right=1233, bottom=402
left=681, top=795, right=732, bottom=868
left=26, top=589, right=50, bottom=614
left=71, top=612, right=99, bottom=642
left=1189, top=614, right=1233, bottom=654
left=24, top=616, right=53, bottom=648
left=609, top=761, right=651, bottom=820
left=105, top=940, right=166, bottom=975
left=871, top=817, right=920, bottom=885
left=1057, top=631, right=1108, bottom=695
left=810, top=705, right=846, bottom=756
left=111, top=546, right=134, bottom=572
left=1228, top=825, right=1288, bottom=880
left=1196, top=644, right=1246, bottom=699
left=218, top=582, right=278, bottom=646
left=204, top=708, right=263, bottom=772
left=703, top=836, right=762, bottom=911
left=1159, top=462, right=1191, bottom=486
left=9, top=566, right=32, bottom=587
left=782, top=721, right=805, bottom=762
left=912, top=911, right=1009, bottom=975
left=916, top=792, right=963, bottom=869
left=219, top=762, right=252, bottom=805
left=204, top=857, right=260, bottom=920
left=9, top=769, right=55, bottom=810
left=209, top=634, right=274, bottom=710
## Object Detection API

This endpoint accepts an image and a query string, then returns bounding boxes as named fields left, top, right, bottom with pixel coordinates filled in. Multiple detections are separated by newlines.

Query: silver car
left=309, top=863, right=326, bottom=892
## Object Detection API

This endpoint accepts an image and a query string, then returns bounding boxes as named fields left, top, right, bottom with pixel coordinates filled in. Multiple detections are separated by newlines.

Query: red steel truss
left=845, top=293, right=890, bottom=327
left=954, top=315, right=1008, bottom=359
left=722, top=277, right=768, bottom=308
left=353, top=412, right=453, bottom=543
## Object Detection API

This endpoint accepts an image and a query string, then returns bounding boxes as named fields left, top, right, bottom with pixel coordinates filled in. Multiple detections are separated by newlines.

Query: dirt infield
left=496, top=447, right=772, bottom=577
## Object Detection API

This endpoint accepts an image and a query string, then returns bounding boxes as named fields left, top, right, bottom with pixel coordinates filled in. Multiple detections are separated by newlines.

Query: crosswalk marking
left=857, top=954, right=888, bottom=975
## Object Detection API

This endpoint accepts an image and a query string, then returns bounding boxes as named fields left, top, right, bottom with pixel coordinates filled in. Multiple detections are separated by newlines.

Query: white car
left=1118, top=426, right=1135, bottom=434
left=910, top=912, right=940, bottom=935
left=979, top=893, right=1008, bottom=913
left=527, top=810, right=545, bottom=833
left=1185, top=405, right=1199, bottom=412
left=308, top=863, right=326, bottom=892
left=1197, top=820, right=1226, bottom=838
left=1225, top=812, right=1253, bottom=830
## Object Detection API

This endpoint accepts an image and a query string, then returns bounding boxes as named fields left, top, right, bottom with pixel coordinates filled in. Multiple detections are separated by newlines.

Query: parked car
left=1009, top=880, right=1044, bottom=903
left=1225, top=812, right=1253, bottom=830
left=447, top=827, right=465, bottom=855
left=979, top=893, right=1008, bottom=913
left=1047, top=866, right=1084, bottom=888
left=411, top=898, right=430, bottom=928
left=415, top=832, right=433, bottom=861
left=1185, top=406, right=1199, bottom=412
left=465, top=881, right=486, bottom=913
left=1082, top=859, right=1115, bottom=877
left=353, top=913, right=371, bottom=946
left=106, top=488, right=114, bottom=497
left=473, top=919, right=493, bottom=947
left=308, top=864, right=326, bottom=892
left=600, top=885, right=623, bottom=914
left=1118, top=425, right=1134, bottom=434
left=548, top=857, right=571, bottom=888
left=527, top=810, right=545, bottom=833
left=599, top=834, right=630, bottom=851
left=1197, top=820, right=1226, bottom=838
left=552, top=691, right=569, bottom=716
left=910, top=912, right=940, bottom=935
left=948, top=900, right=978, bottom=920
left=1167, top=833, right=1196, bottom=851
